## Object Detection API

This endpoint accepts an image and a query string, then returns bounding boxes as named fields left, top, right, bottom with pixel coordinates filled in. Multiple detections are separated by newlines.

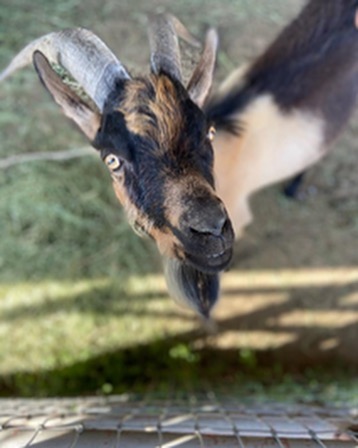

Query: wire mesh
left=0, top=393, right=357, bottom=447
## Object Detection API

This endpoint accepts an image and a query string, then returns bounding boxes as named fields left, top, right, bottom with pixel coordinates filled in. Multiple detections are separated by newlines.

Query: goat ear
left=163, top=257, right=220, bottom=318
left=33, top=51, right=101, bottom=141
left=187, top=29, right=218, bottom=108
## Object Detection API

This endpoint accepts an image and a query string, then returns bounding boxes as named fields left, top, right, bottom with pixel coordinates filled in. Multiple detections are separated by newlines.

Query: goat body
left=208, top=0, right=358, bottom=235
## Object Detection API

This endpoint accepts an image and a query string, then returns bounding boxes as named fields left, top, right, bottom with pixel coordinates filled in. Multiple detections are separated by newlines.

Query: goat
left=1, top=1, right=358, bottom=317
left=0, top=17, right=234, bottom=318
left=208, top=0, right=358, bottom=237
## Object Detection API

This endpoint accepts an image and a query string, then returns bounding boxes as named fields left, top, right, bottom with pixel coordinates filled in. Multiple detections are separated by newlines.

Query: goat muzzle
left=176, top=198, right=234, bottom=273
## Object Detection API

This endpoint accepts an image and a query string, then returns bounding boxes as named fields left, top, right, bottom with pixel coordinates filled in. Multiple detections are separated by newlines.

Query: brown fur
left=151, top=226, right=184, bottom=259
left=112, top=169, right=185, bottom=259
left=119, top=74, right=183, bottom=150
left=111, top=175, right=137, bottom=224
left=162, top=178, right=186, bottom=230
left=163, top=175, right=216, bottom=230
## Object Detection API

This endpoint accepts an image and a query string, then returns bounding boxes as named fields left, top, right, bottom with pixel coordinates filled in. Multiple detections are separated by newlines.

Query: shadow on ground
left=1, top=262, right=357, bottom=398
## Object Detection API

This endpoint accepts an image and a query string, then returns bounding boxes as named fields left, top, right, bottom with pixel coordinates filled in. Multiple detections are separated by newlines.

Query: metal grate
left=0, top=393, right=357, bottom=447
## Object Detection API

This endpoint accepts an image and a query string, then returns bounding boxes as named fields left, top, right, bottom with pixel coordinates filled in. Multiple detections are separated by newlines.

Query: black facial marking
left=123, top=134, right=168, bottom=229
left=168, top=97, right=215, bottom=186
left=93, top=110, right=132, bottom=161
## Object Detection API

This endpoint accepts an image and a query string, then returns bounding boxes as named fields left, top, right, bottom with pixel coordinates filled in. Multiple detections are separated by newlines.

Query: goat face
left=94, top=74, right=234, bottom=274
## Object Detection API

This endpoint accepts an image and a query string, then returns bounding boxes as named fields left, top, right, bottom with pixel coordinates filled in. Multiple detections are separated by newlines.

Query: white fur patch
left=213, top=94, right=325, bottom=236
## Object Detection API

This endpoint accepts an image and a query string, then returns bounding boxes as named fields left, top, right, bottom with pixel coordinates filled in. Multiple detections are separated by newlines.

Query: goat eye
left=207, top=126, right=216, bottom=142
left=104, top=154, right=122, bottom=171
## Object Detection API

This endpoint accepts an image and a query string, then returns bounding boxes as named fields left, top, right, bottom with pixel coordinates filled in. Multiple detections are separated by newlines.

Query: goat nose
left=189, top=209, right=227, bottom=237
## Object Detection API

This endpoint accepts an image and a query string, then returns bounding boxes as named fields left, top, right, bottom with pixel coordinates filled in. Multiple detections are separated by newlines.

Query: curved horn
left=0, top=28, right=130, bottom=111
left=148, top=13, right=200, bottom=82
left=187, top=28, right=218, bottom=108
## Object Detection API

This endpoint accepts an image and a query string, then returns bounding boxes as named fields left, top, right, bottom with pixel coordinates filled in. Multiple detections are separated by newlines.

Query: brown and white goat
left=208, top=0, right=358, bottom=236
left=1, top=1, right=358, bottom=317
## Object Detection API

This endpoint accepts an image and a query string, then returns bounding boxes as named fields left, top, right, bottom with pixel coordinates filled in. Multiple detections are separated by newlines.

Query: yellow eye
left=207, top=125, right=216, bottom=142
left=105, top=154, right=122, bottom=171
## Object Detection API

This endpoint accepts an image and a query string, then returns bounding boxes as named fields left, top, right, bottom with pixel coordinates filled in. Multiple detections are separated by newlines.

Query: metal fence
left=1, top=393, right=357, bottom=447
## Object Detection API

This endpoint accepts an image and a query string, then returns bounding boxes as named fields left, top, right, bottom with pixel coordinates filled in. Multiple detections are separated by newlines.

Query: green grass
left=0, top=273, right=357, bottom=406
left=0, top=157, right=155, bottom=281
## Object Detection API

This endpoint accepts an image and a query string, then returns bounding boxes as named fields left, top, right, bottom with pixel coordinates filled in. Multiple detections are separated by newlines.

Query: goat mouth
left=184, top=246, right=233, bottom=273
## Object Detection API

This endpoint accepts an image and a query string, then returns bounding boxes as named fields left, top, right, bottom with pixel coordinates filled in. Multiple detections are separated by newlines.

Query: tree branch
left=0, top=147, right=95, bottom=170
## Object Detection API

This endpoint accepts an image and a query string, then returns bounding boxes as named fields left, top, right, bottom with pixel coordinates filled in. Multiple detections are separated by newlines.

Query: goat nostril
left=189, top=215, right=227, bottom=237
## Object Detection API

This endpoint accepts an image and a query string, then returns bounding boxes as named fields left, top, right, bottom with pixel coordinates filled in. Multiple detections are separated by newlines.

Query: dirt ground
left=0, top=0, right=357, bottom=394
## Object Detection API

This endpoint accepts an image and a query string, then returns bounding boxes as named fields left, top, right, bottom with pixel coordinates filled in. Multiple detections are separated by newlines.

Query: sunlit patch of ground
left=1, top=267, right=356, bottom=378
